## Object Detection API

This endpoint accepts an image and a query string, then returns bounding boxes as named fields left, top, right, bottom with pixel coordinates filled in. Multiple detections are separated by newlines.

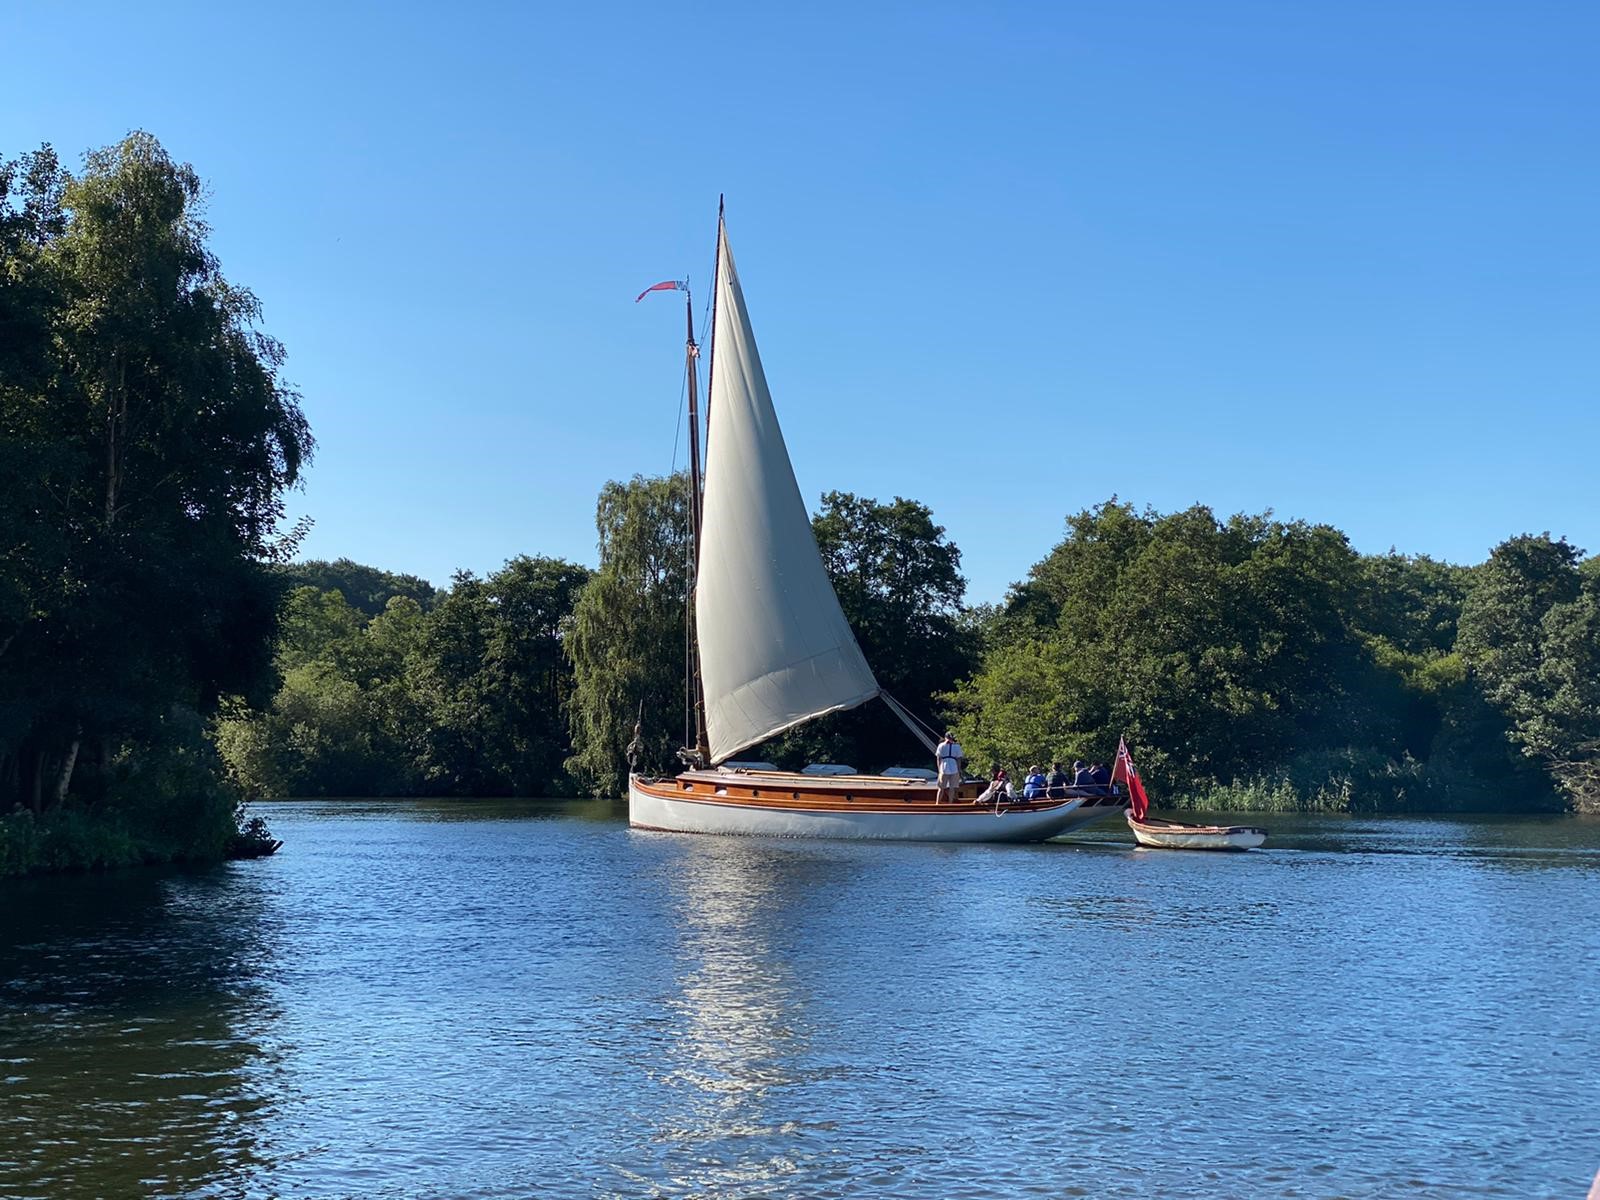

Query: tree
left=1458, top=535, right=1598, bottom=810
left=1457, top=535, right=1582, bottom=733
left=565, top=475, right=690, bottom=795
left=219, top=557, right=591, bottom=799
left=480, top=556, right=591, bottom=792
left=0, top=133, right=311, bottom=821
left=281, top=558, right=437, bottom=616
left=214, top=587, right=419, bottom=798
left=409, top=557, right=591, bottom=795
left=759, top=492, right=976, bottom=770
left=0, top=146, right=73, bottom=803
left=949, top=502, right=1408, bottom=799
left=1538, top=574, right=1600, bottom=809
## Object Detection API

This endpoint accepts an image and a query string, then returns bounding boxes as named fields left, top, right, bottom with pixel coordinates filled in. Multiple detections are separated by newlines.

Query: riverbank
left=0, top=797, right=272, bottom=879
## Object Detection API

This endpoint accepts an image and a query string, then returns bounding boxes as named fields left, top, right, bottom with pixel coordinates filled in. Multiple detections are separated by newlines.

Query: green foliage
left=216, top=558, right=590, bottom=798
left=280, top=558, right=437, bottom=616
left=1173, top=749, right=1432, bottom=814
left=1458, top=535, right=1600, bottom=810
left=950, top=502, right=1586, bottom=812
left=0, top=709, right=243, bottom=877
left=760, top=492, right=977, bottom=770
left=951, top=502, right=1394, bottom=791
left=411, top=558, right=592, bottom=794
left=0, top=133, right=309, bottom=859
left=565, top=475, right=690, bottom=795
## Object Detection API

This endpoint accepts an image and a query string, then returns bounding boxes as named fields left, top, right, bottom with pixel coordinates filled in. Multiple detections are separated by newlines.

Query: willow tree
left=0, top=133, right=310, bottom=824
left=564, top=474, right=690, bottom=795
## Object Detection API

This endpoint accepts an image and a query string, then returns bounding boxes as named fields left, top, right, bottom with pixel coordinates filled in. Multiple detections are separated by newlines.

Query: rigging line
left=667, top=355, right=689, bottom=478
left=881, top=689, right=943, bottom=738
left=690, top=283, right=713, bottom=469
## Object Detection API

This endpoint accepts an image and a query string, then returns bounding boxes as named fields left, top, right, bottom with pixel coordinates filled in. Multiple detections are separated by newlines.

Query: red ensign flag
left=1110, top=736, right=1151, bottom=820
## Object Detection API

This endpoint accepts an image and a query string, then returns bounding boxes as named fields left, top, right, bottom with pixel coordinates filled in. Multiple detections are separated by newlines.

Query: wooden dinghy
left=1126, top=813, right=1267, bottom=852
left=1112, top=740, right=1266, bottom=850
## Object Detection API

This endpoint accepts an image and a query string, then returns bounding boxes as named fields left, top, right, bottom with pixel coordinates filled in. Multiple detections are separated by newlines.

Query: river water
left=2, top=801, right=1598, bottom=1199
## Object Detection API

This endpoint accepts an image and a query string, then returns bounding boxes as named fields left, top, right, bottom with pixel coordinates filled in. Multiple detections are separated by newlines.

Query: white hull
left=630, top=775, right=1122, bottom=843
left=1128, top=815, right=1266, bottom=851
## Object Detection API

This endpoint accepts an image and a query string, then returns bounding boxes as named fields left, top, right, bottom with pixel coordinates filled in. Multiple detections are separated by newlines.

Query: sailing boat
left=628, top=206, right=1125, bottom=842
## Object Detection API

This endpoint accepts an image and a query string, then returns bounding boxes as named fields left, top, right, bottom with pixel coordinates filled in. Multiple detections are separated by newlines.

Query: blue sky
left=6, top=1, right=1596, bottom=602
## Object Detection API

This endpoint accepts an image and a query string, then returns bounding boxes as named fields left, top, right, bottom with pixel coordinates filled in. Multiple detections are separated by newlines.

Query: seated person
left=1088, top=762, right=1112, bottom=794
left=1072, top=760, right=1093, bottom=788
left=1022, top=765, right=1047, bottom=800
left=1046, top=761, right=1070, bottom=798
left=981, top=765, right=1011, bottom=804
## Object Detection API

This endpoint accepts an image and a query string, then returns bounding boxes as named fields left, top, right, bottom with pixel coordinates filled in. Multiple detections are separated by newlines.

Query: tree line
left=223, top=486, right=1595, bottom=815
left=951, top=502, right=1598, bottom=813
left=216, top=556, right=590, bottom=798
left=215, top=485, right=976, bottom=801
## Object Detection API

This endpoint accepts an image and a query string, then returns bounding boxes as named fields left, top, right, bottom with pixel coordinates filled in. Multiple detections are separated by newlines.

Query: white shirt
left=936, top=740, right=963, bottom=775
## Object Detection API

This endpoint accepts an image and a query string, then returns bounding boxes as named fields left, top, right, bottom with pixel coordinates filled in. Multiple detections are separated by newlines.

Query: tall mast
left=683, top=286, right=710, bottom=765
left=682, top=197, right=725, bottom=765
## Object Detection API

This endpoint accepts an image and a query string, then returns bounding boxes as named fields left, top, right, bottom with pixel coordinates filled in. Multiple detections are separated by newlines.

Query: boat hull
left=629, top=771, right=1124, bottom=843
left=1127, top=814, right=1266, bottom=851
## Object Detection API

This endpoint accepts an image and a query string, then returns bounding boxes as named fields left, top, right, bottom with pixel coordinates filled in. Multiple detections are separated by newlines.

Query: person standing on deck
left=935, top=732, right=964, bottom=803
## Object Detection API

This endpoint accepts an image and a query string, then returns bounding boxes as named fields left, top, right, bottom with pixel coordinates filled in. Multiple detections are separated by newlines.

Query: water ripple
left=2, top=803, right=1598, bottom=1198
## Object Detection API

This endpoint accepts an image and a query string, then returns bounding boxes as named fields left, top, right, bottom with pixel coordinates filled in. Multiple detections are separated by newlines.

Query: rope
left=879, top=690, right=941, bottom=755
left=667, top=357, right=687, bottom=478
left=882, top=690, right=942, bottom=739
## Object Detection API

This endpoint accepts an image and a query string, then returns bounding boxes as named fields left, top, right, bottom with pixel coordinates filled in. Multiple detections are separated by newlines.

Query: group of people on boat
left=934, top=733, right=1119, bottom=805
left=992, top=761, right=1115, bottom=801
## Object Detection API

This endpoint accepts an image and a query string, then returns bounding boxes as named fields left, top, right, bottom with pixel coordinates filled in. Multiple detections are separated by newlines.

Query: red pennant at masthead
left=635, top=279, right=686, bottom=303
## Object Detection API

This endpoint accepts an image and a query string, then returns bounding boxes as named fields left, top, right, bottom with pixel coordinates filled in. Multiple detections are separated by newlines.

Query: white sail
left=695, top=225, right=880, bottom=763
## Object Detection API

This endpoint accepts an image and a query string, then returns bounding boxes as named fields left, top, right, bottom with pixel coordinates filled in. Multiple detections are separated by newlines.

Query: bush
left=1169, top=747, right=1432, bottom=813
left=0, top=711, right=266, bottom=878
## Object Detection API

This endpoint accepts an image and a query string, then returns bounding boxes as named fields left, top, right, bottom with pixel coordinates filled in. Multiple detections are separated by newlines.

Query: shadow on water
left=0, top=865, right=282, bottom=1200
left=258, top=795, right=626, bottom=825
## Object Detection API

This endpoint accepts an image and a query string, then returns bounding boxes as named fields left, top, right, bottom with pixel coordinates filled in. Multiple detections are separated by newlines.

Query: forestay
left=696, top=225, right=881, bottom=763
